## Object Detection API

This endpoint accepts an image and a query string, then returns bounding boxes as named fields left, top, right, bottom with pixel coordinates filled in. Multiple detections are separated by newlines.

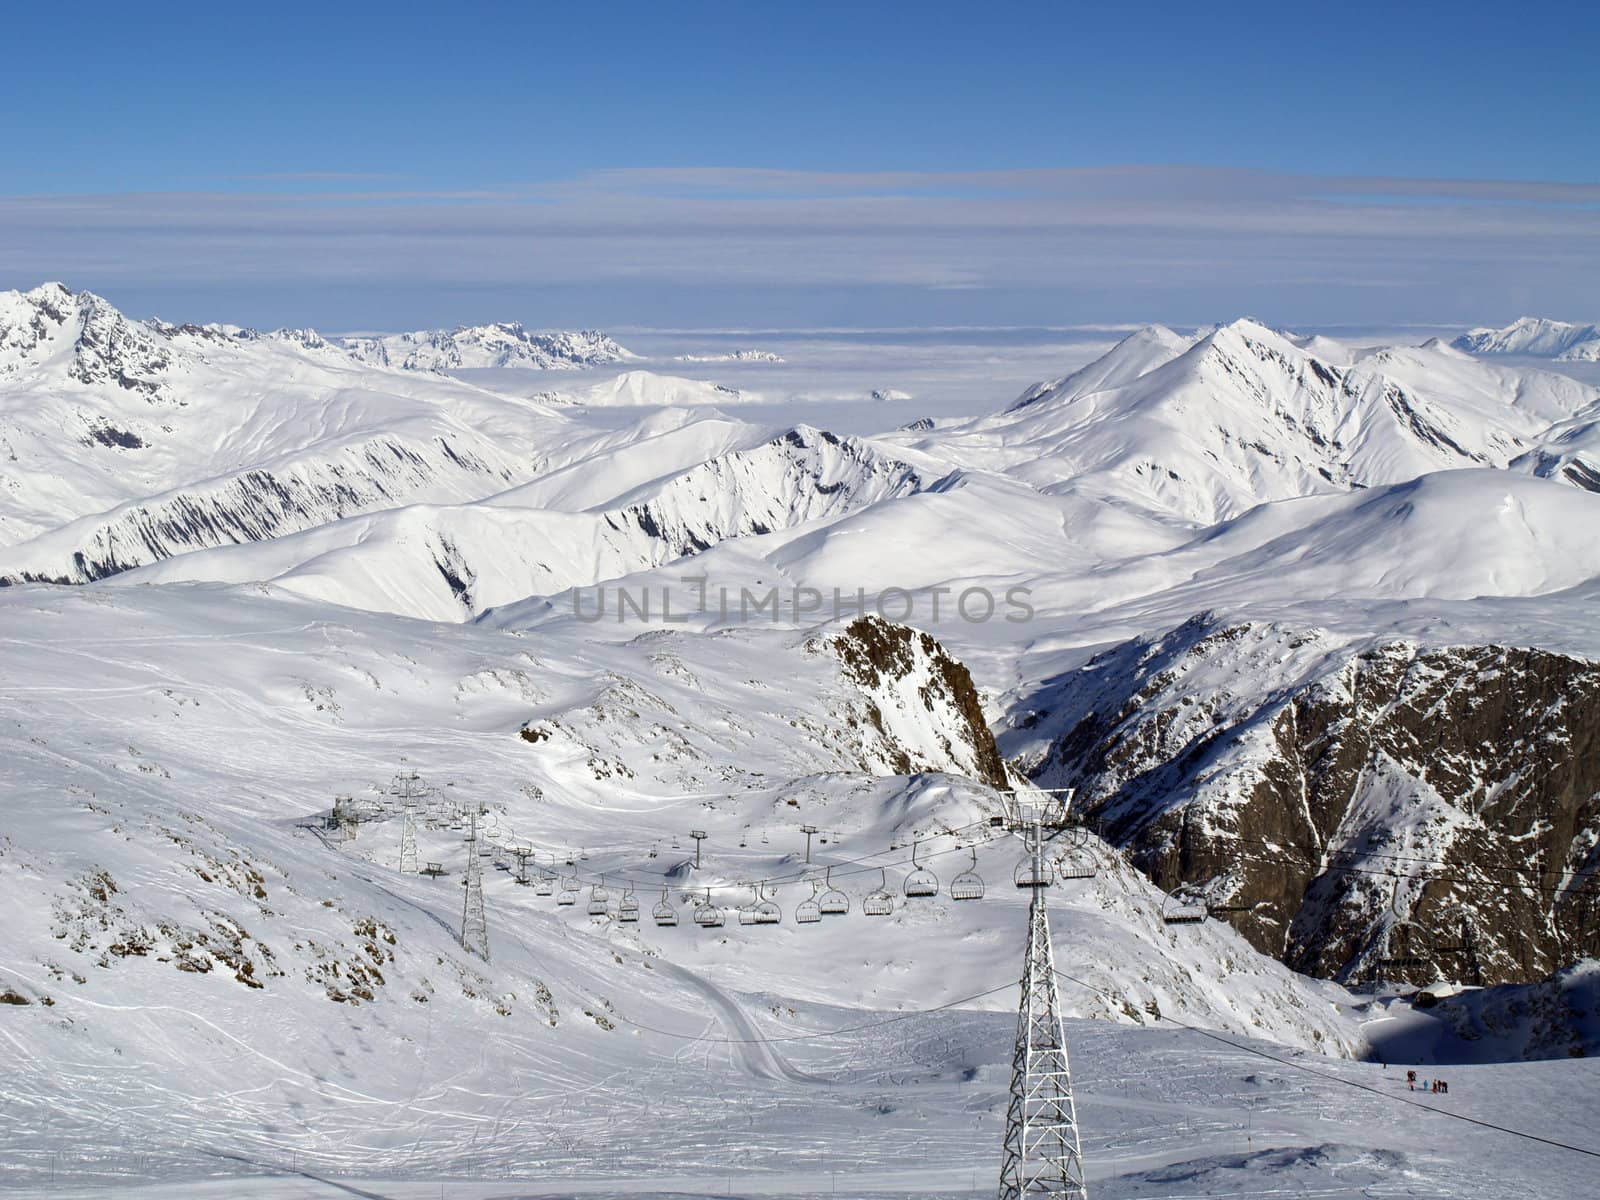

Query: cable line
left=1048, top=967, right=1600, bottom=1164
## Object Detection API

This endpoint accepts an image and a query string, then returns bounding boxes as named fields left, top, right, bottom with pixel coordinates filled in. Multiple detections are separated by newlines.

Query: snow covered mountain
left=1453, top=317, right=1600, bottom=362
left=338, top=322, right=635, bottom=370
left=119, top=426, right=929, bottom=620
left=894, top=319, right=1600, bottom=525
left=7, top=286, right=1600, bottom=1193
left=0, top=284, right=589, bottom=582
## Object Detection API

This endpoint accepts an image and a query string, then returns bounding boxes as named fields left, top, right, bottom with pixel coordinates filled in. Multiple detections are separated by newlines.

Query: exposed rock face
left=1010, top=616, right=1600, bottom=986
left=830, top=616, right=1009, bottom=788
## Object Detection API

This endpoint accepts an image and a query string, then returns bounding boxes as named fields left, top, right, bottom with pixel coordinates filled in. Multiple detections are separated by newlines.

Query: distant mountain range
left=1452, top=316, right=1600, bottom=361
left=339, top=323, right=636, bottom=371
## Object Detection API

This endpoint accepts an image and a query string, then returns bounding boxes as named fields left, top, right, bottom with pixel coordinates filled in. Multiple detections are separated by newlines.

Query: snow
left=5, top=290, right=1600, bottom=1195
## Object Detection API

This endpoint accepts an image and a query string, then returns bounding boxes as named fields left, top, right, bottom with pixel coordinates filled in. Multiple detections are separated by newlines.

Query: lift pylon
left=998, top=790, right=1088, bottom=1200
left=460, top=806, right=490, bottom=961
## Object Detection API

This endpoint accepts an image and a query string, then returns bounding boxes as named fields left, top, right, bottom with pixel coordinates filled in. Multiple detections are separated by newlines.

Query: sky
left=2, top=0, right=1597, bottom=331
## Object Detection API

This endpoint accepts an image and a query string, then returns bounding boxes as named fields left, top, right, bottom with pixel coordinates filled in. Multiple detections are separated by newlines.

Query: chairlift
left=1377, top=921, right=1435, bottom=974
left=904, top=839, right=939, bottom=899
left=653, top=886, right=678, bottom=927
left=1206, top=900, right=1255, bottom=916
left=618, top=885, right=640, bottom=924
left=1161, top=889, right=1207, bottom=925
left=1014, top=855, right=1052, bottom=889
left=693, top=889, right=724, bottom=929
left=558, top=872, right=581, bottom=906
left=1374, top=880, right=1437, bottom=980
left=864, top=869, right=895, bottom=917
left=818, top=866, right=850, bottom=916
left=588, top=877, right=612, bottom=917
left=737, top=881, right=780, bottom=926
left=796, top=879, right=823, bottom=924
left=950, top=847, right=986, bottom=901
left=1054, top=845, right=1096, bottom=881
left=534, top=866, right=556, bottom=897
left=753, top=881, right=781, bottom=925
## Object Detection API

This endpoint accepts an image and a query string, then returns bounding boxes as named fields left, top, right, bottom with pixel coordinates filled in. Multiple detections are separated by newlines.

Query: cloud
left=1, top=165, right=1595, bottom=325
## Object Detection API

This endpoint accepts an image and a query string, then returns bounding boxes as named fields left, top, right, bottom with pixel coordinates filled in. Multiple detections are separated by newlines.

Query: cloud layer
left=4, top=166, right=1595, bottom=328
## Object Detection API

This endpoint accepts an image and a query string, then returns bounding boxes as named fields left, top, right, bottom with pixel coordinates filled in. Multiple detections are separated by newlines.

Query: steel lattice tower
left=390, top=771, right=429, bottom=875
left=399, top=804, right=418, bottom=874
left=460, top=806, right=490, bottom=961
left=999, top=800, right=1089, bottom=1200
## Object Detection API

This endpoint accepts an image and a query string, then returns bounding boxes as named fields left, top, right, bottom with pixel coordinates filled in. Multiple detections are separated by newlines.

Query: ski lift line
left=614, top=981, right=1018, bottom=1046
left=486, top=823, right=1010, bottom=899
left=1046, top=965, right=1600, bottom=1164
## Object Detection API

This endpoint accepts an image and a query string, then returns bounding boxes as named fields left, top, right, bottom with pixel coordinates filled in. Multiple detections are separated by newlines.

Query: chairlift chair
left=903, top=839, right=939, bottom=898
left=588, top=877, right=612, bottom=917
left=864, top=869, right=895, bottom=917
left=818, top=866, right=850, bottom=916
left=1014, top=856, right=1052, bottom=889
left=618, top=886, right=640, bottom=924
left=693, top=889, right=724, bottom=929
left=1054, top=846, right=1097, bottom=881
left=950, top=847, right=985, bottom=901
left=557, top=872, right=581, bottom=906
left=796, top=879, right=823, bottom=924
left=753, top=881, right=781, bottom=925
left=534, top=867, right=556, bottom=897
left=653, top=887, right=679, bottom=927
left=1377, top=920, right=1434, bottom=975
left=1161, top=889, right=1207, bottom=925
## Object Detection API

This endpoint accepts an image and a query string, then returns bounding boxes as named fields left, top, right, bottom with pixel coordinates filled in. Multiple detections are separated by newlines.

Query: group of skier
left=1405, top=1069, right=1449, bottom=1094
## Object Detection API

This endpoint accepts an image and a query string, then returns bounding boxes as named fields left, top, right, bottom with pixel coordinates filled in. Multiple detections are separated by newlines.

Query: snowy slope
left=1453, top=316, right=1600, bottom=361
left=5, top=585, right=1598, bottom=1196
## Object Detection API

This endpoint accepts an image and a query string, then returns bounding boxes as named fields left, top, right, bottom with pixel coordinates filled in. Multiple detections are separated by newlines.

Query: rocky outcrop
left=830, top=616, right=1009, bottom=788
left=1011, top=616, right=1600, bottom=986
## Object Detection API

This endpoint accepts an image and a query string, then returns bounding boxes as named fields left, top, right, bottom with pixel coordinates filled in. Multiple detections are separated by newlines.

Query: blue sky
left=3, top=0, right=1597, bottom=329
